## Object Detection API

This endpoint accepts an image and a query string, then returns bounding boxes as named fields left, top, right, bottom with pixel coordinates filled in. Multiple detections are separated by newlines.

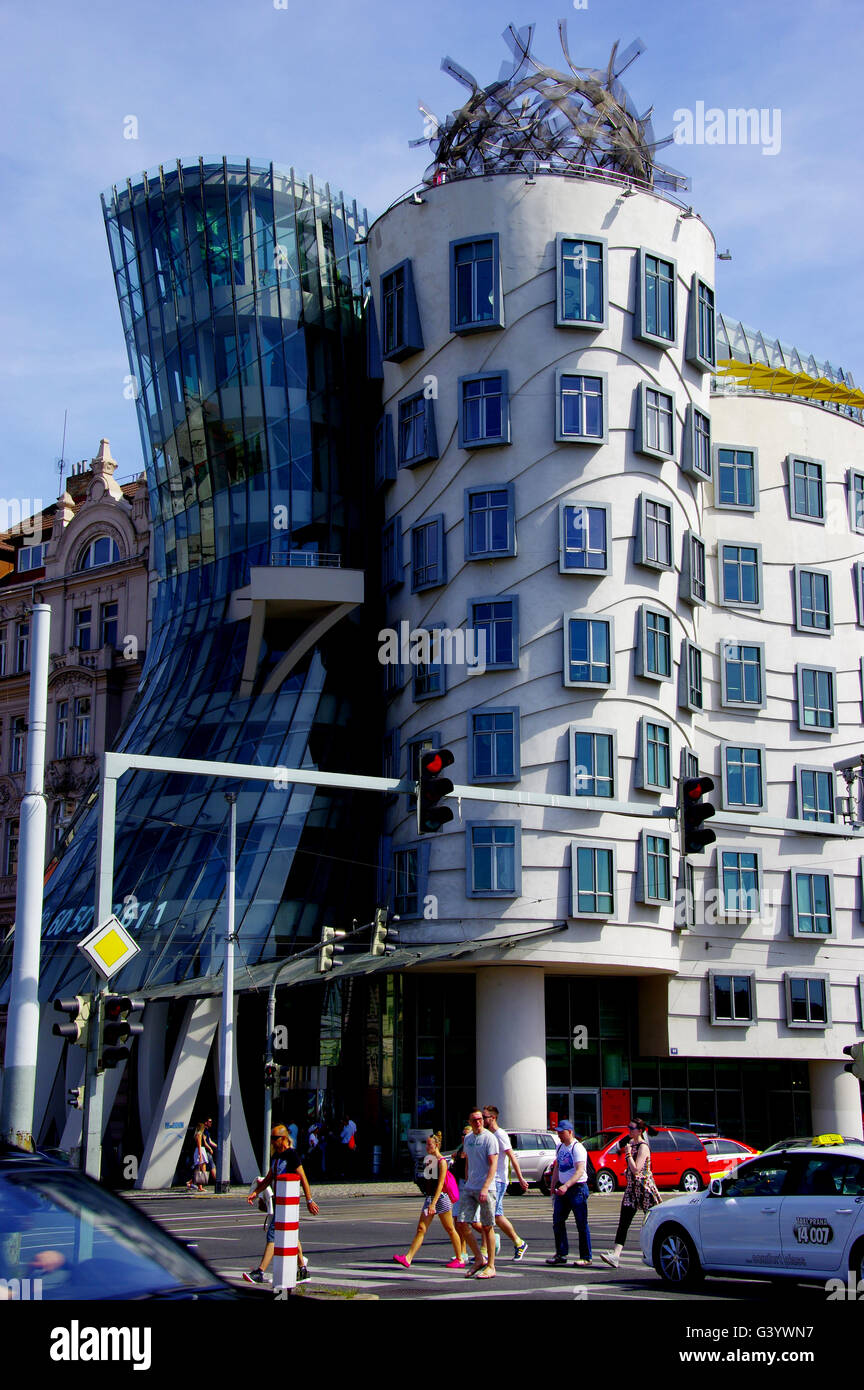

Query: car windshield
left=0, top=1170, right=221, bottom=1299
left=581, top=1132, right=622, bottom=1151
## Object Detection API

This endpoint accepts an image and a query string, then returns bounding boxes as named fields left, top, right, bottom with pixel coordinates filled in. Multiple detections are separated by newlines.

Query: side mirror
left=709, top=1178, right=725, bottom=1197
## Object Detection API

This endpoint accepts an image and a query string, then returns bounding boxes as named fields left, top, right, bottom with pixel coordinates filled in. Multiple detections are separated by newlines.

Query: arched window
left=76, top=536, right=121, bottom=571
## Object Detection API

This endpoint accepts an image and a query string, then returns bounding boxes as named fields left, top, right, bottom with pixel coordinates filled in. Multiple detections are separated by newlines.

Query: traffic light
left=99, top=995, right=145, bottom=1070
left=371, top=906, right=399, bottom=957
left=67, top=1086, right=83, bottom=1109
left=843, top=1041, right=864, bottom=1080
left=416, top=747, right=455, bottom=834
left=317, top=925, right=346, bottom=973
left=680, top=775, right=717, bottom=856
left=264, top=1061, right=280, bottom=1094
left=52, top=994, right=92, bottom=1048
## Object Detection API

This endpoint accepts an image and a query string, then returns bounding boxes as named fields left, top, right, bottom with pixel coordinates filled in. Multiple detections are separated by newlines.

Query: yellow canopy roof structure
left=716, top=358, right=864, bottom=411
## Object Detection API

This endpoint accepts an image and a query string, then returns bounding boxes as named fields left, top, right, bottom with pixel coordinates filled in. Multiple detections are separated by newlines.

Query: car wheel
left=595, top=1170, right=617, bottom=1195
left=680, top=1170, right=703, bottom=1193
left=653, top=1225, right=704, bottom=1289
left=851, top=1242, right=864, bottom=1286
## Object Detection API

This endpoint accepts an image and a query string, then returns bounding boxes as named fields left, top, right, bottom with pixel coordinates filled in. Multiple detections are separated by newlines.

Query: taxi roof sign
left=77, top=916, right=140, bottom=981
left=813, top=1133, right=845, bottom=1147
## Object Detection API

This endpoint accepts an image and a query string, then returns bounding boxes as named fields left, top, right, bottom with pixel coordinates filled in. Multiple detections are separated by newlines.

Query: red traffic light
left=417, top=747, right=455, bottom=834
left=683, top=776, right=715, bottom=801
left=680, top=775, right=717, bottom=856
left=420, top=749, right=454, bottom=778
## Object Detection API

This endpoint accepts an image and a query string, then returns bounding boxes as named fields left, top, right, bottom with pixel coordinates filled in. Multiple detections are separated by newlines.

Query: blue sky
left=1, top=0, right=862, bottom=508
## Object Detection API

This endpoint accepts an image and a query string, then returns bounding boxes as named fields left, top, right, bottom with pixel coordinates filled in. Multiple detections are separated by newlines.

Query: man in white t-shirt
left=545, top=1120, right=592, bottom=1267
left=482, top=1105, right=529, bottom=1260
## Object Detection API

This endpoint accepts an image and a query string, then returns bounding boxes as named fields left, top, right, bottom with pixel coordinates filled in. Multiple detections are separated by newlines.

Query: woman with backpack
left=393, top=1132, right=465, bottom=1270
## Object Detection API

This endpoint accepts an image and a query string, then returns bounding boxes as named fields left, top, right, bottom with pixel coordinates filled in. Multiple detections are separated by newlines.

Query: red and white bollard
left=271, top=1172, right=300, bottom=1292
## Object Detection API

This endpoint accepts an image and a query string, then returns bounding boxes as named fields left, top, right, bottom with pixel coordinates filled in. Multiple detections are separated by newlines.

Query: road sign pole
left=81, top=768, right=117, bottom=1179
left=216, top=794, right=237, bottom=1192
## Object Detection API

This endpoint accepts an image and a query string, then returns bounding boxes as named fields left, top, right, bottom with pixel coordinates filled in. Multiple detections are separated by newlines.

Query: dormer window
left=76, top=536, right=120, bottom=571
left=17, top=544, right=45, bottom=572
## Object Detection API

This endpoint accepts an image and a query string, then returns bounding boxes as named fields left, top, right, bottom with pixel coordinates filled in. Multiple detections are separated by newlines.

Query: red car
left=700, top=1135, right=759, bottom=1179
left=543, top=1126, right=712, bottom=1194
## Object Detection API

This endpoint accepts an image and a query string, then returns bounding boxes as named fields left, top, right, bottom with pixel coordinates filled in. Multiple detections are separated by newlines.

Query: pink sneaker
left=392, top=1254, right=411, bottom=1269
left=446, top=1258, right=467, bottom=1269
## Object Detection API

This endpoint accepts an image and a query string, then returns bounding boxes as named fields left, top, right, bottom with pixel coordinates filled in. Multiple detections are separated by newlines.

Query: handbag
left=443, top=1165, right=460, bottom=1204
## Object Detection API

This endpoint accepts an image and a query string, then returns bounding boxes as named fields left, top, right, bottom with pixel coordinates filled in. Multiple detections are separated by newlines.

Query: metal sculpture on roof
left=412, top=22, right=688, bottom=192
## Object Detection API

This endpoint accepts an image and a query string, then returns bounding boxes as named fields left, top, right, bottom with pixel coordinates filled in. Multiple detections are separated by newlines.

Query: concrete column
left=475, top=967, right=547, bottom=1129
left=808, top=1060, right=863, bottom=1140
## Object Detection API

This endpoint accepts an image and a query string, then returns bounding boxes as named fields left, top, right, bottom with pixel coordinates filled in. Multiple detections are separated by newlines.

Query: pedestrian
left=340, top=1114, right=357, bottom=1176
left=481, top=1105, right=529, bottom=1261
left=187, top=1124, right=208, bottom=1195
left=545, top=1120, right=592, bottom=1267
left=287, top=1121, right=299, bottom=1148
left=450, top=1125, right=472, bottom=1262
left=393, top=1132, right=465, bottom=1270
left=599, top=1119, right=661, bottom=1268
left=454, top=1107, right=499, bottom=1280
left=202, top=1117, right=217, bottom=1185
left=244, top=1125, right=319, bottom=1285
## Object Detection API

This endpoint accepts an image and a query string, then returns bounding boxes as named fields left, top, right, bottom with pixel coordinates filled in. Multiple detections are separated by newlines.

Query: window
left=679, top=640, right=703, bottom=712
left=635, top=383, right=675, bottom=459
left=74, top=608, right=92, bottom=652
left=381, top=517, right=402, bottom=592
left=789, top=455, right=825, bottom=523
left=374, top=415, right=396, bottom=487
left=637, top=496, right=672, bottom=570
left=784, top=975, right=830, bottom=1027
left=55, top=700, right=69, bottom=759
left=565, top=614, right=614, bottom=687
left=709, top=972, right=755, bottom=1026
left=637, top=607, right=672, bottom=681
left=0, top=626, right=6, bottom=676
left=459, top=373, right=510, bottom=448
left=469, top=708, right=519, bottom=782
left=470, top=597, right=518, bottom=669
left=719, top=851, right=761, bottom=918
left=382, top=656, right=403, bottom=700
left=636, top=250, right=676, bottom=345
left=722, top=744, right=766, bottom=810
left=715, top=447, right=757, bottom=510
left=52, top=799, right=75, bottom=848
left=4, top=818, right=19, bottom=876
left=795, top=567, right=832, bottom=633
left=791, top=872, right=833, bottom=937
left=411, top=516, right=446, bottom=592
left=412, top=627, right=446, bottom=700
left=556, top=371, right=607, bottom=443
left=398, top=391, right=438, bottom=468
left=450, top=235, right=502, bottom=334
left=683, top=405, right=711, bottom=479
left=856, top=564, right=864, bottom=627
left=571, top=841, right=616, bottom=918
left=382, top=728, right=399, bottom=801
left=640, top=831, right=672, bottom=904
left=556, top=235, right=607, bottom=327
left=15, top=621, right=29, bottom=673
left=680, top=532, right=706, bottom=605
left=847, top=468, right=864, bottom=534
left=73, top=697, right=91, bottom=756
left=393, top=844, right=427, bottom=920
left=686, top=276, right=715, bottom=369
left=465, top=485, right=515, bottom=559
left=638, top=718, right=672, bottom=791
left=17, top=544, right=45, bottom=572
left=796, top=665, right=837, bottom=732
left=379, top=259, right=423, bottom=361
left=559, top=501, right=610, bottom=574
left=76, top=536, right=121, bottom=571
left=720, top=641, right=765, bottom=708
left=720, top=543, right=762, bottom=608
left=796, top=766, right=836, bottom=824
left=10, top=717, right=26, bottom=774
left=467, top=822, right=519, bottom=896
left=571, top=727, right=616, bottom=798
left=100, top=601, right=118, bottom=649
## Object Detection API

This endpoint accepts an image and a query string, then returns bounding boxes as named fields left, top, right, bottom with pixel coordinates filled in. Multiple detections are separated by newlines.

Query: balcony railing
left=269, top=551, right=342, bottom=569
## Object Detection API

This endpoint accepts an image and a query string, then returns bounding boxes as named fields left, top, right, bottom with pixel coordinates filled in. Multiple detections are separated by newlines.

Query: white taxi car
left=640, top=1135, right=864, bottom=1289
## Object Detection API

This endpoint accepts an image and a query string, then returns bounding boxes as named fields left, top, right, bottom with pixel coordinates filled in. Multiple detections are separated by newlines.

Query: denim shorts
left=493, top=1179, right=507, bottom=1216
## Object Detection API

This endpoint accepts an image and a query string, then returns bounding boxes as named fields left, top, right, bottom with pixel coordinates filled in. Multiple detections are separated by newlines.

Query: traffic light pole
left=216, top=794, right=237, bottom=1192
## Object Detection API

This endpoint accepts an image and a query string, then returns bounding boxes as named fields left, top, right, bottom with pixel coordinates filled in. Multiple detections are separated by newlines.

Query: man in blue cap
left=545, top=1120, right=592, bottom=1267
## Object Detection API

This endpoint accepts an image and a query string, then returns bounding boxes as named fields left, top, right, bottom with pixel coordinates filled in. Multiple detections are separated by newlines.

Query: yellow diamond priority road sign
left=77, top=916, right=140, bottom=981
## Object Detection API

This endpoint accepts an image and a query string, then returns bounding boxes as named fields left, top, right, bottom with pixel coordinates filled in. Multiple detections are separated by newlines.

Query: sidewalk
left=126, top=1180, right=420, bottom=1201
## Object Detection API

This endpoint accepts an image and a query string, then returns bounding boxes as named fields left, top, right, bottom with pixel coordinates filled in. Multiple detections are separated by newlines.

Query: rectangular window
left=848, top=468, right=864, bottom=534
left=467, top=822, right=519, bottom=896
left=73, top=697, right=91, bottom=756
left=393, top=846, right=421, bottom=918
left=74, top=607, right=92, bottom=652
left=720, top=851, right=761, bottom=917
left=640, top=718, right=671, bottom=791
left=638, top=496, right=673, bottom=569
left=721, top=543, right=762, bottom=607
left=679, top=531, right=707, bottom=606
left=640, top=831, right=672, bottom=904
left=100, top=601, right=118, bottom=649
left=465, top=485, right=515, bottom=559
left=398, top=392, right=438, bottom=468
left=380, top=259, right=423, bottom=361
left=55, top=700, right=69, bottom=759
left=459, top=373, right=510, bottom=449
left=381, top=516, right=402, bottom=592
left=17, top=544, right=45, bottom=572
left=411, top=516, right=445, bottom=592
left=715, top=447, right=757, bottom=510
left=10, top=717, right=26, bottom=774
left=683, top=405, right=711, bottom=479
left=637, top=250, right=676, bottom=344
left=374, top=415, right=396, bottom=487
left=4, top=819, right=19, bottom=877
left=686, top=276, right=715, bottom=369
left=679, top=640, right=703, bottom=712
left=470, top=598, right=518, bottom=669
left=470, top=708, right=519, bottom=782
left=797, top=766, right=836, bottom=823
left=636, top=384, right=675, bottom=458
left=785, top=975, right=829, bottom=1026
left=412, top=629, right=446, bottom=701
left=571, top=727, right=615, bottom=798
left=723, top=744, right=765, bottom=810
left=15, top=621, right=29, bottom=673
left=450, top=235, right=502, bottom=333
left=710, top=973, right=755, bottom=1025
left=0, top=626, right=6, bottom=676
left=856, top=564, right=864, bottom=627
left=565, top=614, right=613, bottom=687
left=557, top=235, right=606, bottom=326
left=796, top=665, right=837, bottom=732
left=638, top=608, right=672, bottom=680
left=795, top=568, right=832, bottom=633
left=556, top=372, right=606, bottom=442
left=571, top=841, right=616, bottom=917
left=789, top=455, right=825, bottom=522
left=792, top=872, right=833, bottom=937
left=559, top=502, right=610, bottom=574
left=721, top=641, right=765, bottom=708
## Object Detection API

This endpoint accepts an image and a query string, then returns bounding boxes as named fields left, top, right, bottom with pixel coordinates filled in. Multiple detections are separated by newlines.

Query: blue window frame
left=722, top=744, right=766, bottom=810
left=381, top=516, right=402, bottom=592
left=795, top=567, right=832, bottom=633
left=715, top=447, right=758, bottom=510
left=571, top=727, right=616, bottom=798
left=450, top=235, right=503, bottom=334
left=392, top=842, right=430, bottom=920
left=686, top=276, right=716, bottom=370
left=565, top=614, right=614, bottom=687
left=411, top=515, right=446, bottom=592
left=374, top=414, right=396, bottom=487
left=464, top=484, right=515, bottom=559
left=796, top=665, right=837, bottom=732
left=467, top=822, right=520, bottom=896
left=571, top=841, right=616, bottom=918
left=640, top=831, right=672, bottom=904
left=683, top=405, right=711, bottom=479
left=720, top=851, right=761, bottom=917
left=459, top=372, right=510, bottom=448
left=559, top=501, right=610, bottom=574
left=398, top=391, right=438, bottom=468
left=789, top=455, right=825, bottom=522
left=796, top=766, right=835, bottom=823
left=635, top=382, right=675, bottom=459
left=556, top=234, right=607, bottom=327
left=556, top=370, right=607, bottom=442
left=636, top=250, right=677, bottom=345
left=721, top=641, right=765, bottom=708
left=469, top=707, right=520, bottom=782
left=380, top=259, right=423, bottom=362
left=638, top=607, right=672, bottom=681
left=412, top=627, right=446, bottom=701
left=470, top=597, right=518, bottom=669
left=639, top=718, right=672, bottom=791
left=721, top=543, right=762, bottom=607
left=792, top=873, right=833, bottom=938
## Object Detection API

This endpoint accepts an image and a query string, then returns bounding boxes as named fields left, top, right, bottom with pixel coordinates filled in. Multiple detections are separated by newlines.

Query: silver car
left=503, top=1129, right=559, bottom=1191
